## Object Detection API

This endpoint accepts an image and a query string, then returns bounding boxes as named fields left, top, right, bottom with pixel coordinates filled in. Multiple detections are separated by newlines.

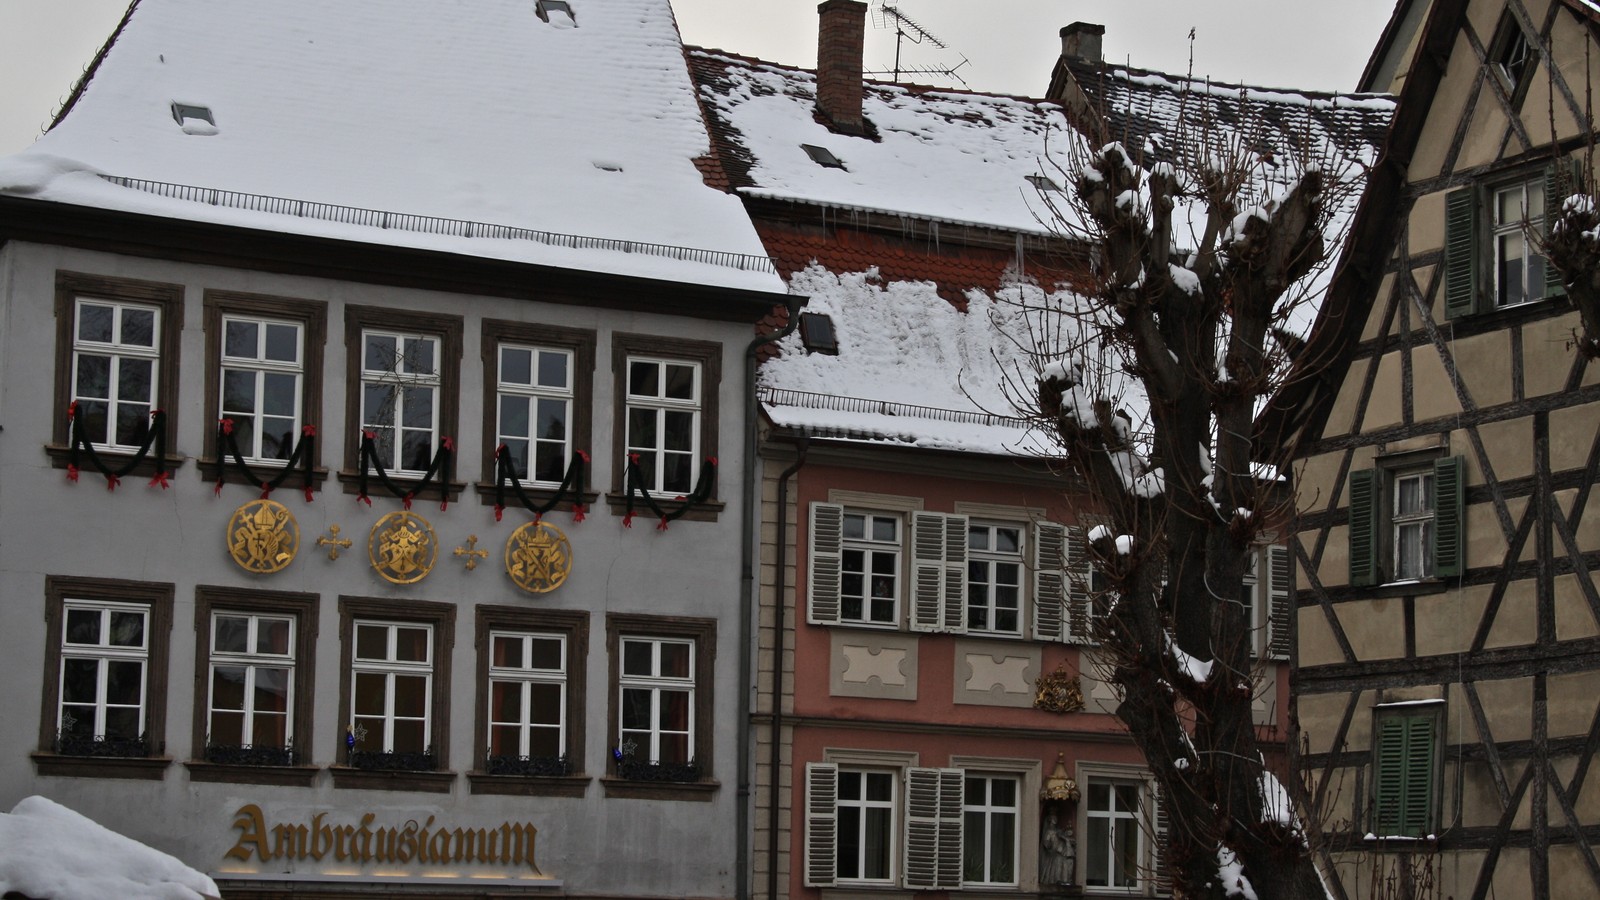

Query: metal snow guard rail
left=97, top=175, right=780, bottom=275
left=759, top=387, right=1031, bottom=429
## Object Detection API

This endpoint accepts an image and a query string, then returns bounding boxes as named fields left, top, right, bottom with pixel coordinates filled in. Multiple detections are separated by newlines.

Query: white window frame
left=1392, top=470, right=1435, bottom=581
left=486, top=630, right=568, bottom=760
left=962, top=772, right=1022, bottom=886
left=842, top=511, right=903, bottom=627
left=623, top=356, right=701, bottom=496
left=70, top=298, right=161, bottom=452
left=618, top=635, right=695, bottom=764
left=1491, top=176, right=1547, bottom=309
left=967, top=522, right=1024, bottom=636
left=837, top=766, right=900, bottom=885
left=206, top=611, right=296, bottom=750
left=495, top=343, right=574, bottom=486
left=58, top=601, right=150, bottom=743
left=1079, top=767, right=1154, bottom=894
left=219, top=314, right=304, bottom=465
left=359, top=329, right=442, bottom=476
left=349, top=620, right=434, bottom=754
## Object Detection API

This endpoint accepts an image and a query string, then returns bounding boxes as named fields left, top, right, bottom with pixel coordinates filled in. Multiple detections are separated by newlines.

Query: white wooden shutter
left=910, top=512, right=967, bottom=633
left=804, top=762, right=839, bottom=887
left=1031, top=522, right=1066, bottom=641
left=903, top=767, right=964, bottom=890
left=1064, top=524, right=1094, bottom=643
left=1149, top=779, right=1172, bottom=894
left=1265, top=544, right=1291, bottom=660
left=808, top=503, right=844, bottom=626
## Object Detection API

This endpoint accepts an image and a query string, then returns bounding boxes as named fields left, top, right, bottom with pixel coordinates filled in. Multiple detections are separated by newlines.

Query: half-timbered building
left=1280, top=1, right=1600, bottom=896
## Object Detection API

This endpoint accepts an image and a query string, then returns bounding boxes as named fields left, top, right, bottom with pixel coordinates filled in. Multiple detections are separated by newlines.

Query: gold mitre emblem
left=226, top=499, right=300, bottom=574
left=505, top=521, right=573, bottom=594
left=370, top=511, right=438, bottom=584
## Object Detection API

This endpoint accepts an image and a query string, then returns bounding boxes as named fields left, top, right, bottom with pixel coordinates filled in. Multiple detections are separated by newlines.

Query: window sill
left=44, top=445, right=187, bottom=479
left=31, top=752, right=172, bottom=780
left=184, top=760, right=320, bottom=787
left=198, top=458, right=328, bottom=492
left=603, top=493, right=725, bottom=523
left=599, top=775, right=719, bottom=801
left=820, top=886, right=916, bottom=899
left=328, top=765, right=456, bottom=793
left=474, top=482, right=599, bottom=512
left=335, top=471, right=466, bottom=503
left=467, top=772, right=591, bottom=798
left=1362, top=833, right=1438, bottom=852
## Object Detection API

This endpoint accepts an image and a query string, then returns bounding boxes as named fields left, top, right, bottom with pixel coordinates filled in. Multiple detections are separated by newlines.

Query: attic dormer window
left=1026, top=174, right=1063, bottom=192
left=536, top=0, right=575, bottom=25
left=801, top=144, right=846, bottom=170
left=170, top=102, right=217, bottom=136
left=798, top=312, right=839, bottom=355
left=1489, top=13, right=1535, bottom=106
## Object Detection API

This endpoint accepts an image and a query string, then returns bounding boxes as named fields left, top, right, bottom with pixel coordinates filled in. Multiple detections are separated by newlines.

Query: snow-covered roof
left=689, top=50, right=1083, bottom=236
left=0, top=0, right=784, bottom=294
left=0, top=796, right=219, bottom=900
left=760, top=264, right=1067, bottom=457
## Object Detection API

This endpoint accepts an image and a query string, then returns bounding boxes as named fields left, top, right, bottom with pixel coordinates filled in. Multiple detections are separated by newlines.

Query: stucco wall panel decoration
left=226, top=499, right=299, bottom=574
left=369, top=511, right=438, bottom=584
left=831, top=631, right=917, bottom=699
left=954, top=639, right=1040, bottom=708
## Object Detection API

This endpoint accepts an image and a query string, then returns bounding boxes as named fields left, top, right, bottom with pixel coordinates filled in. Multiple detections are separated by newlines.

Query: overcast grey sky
left=0, top=1, right=1397, bottom=157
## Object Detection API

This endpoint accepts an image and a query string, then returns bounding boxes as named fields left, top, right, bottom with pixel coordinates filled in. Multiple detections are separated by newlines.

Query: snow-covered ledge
left=0, top=796, right=220, bottom=900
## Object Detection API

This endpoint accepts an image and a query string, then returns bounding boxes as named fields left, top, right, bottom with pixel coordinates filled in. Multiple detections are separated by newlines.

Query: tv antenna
left=867, top=2, right=970, bottom=86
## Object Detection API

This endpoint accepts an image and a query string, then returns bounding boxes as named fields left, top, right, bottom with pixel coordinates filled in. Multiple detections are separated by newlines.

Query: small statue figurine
left=1040, top=814, right=1076, bottom=887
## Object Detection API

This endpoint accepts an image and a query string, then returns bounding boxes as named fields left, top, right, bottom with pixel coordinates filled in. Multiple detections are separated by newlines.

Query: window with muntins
left=1372, top=705, right=1441, bottom=838
left=350, top=621, right=433, bottom=760
left=360, top=330, right=442, bottom=475
left=1084, top=778, right=1146, bottom=890
left=1348, top=457, right=1464, bottom=586
left=618, top=636, right=694, bottom=766
left=71, top=299, right=161, bottom=451
left=220, top=316, right=303, bottom=463
left=488, top=631, right=567, bottom=766
left=967, top=523, right=1023, bottom=635
left=624, top=357, right=700, bottom=495
left=57, top=602, right=150, bottom=755
left=962, top=774, right=1020, bottom=886
left=207, top=612, right=294, bottom=760
left=842, top=511, right=901, bottom=625
left=1445, top=166, right=1567, bottom=318
left=497, top=344, right=573, bottom=484
left=1239, top=544, right=1293, bottom=659
left=838, top=768, right=897, bottom=883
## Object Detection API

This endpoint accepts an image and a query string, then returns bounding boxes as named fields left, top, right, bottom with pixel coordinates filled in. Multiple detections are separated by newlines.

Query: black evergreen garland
left=213, top=419, right=317, bottom=501
left=64, top=402, right=169, bottom=490
left=492, top=446, right=589, bottom=523
left=356, top=431, right=453, bottom=509
left=621, top=454, right=717, bottom=530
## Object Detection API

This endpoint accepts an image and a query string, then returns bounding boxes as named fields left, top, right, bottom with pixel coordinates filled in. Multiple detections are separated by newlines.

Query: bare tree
left=1019, top=109, right=1364, bottom=898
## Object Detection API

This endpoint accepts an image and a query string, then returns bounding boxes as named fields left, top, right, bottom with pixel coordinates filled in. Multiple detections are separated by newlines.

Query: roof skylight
left=801, top=144, right=846, bottom=170
left=536, top=0, right=576, bottom=26
left=798, top=312, right=839, bottom=355
left=170, top=102, right=217, bottom=135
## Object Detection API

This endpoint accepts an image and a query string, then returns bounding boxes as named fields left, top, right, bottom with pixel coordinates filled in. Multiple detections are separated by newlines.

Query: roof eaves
left=49, top=0, right=142, bottom=132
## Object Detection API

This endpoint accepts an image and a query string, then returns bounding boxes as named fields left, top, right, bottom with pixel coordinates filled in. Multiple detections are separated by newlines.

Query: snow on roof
left=0, top=0, right=783, bottom=294
left=689, top=51, right=1084, bottom=235
left=0, top=796, right=219, bottom=900
left=760, top=264, right=1068, bottom=457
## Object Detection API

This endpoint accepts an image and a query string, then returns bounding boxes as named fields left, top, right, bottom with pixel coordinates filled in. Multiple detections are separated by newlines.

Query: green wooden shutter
left=1031, top=522, right=1066, bottom=641
left=1373, top=716, right=1408, bottom=835
left=1373, top=713, right=1438, bottom=837
left=808, top=503, right=844, bottom=625
left=1348, top=469, right=1380, bottom=586
left=1432, top=456, right=1465, bottom=577
left=804, top=762, right=839, bottom=887
left=1445, top=187, right=1478, bottom=318
left=1400, top=715, right=1438, bottom=836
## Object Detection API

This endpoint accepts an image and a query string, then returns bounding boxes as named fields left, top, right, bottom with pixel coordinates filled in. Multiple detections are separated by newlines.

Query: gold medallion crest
left=369, top=511, right=438, bottom=584
left=227, top=500, right=299, bottom=574
left=505, top=521, right=573, bottom=594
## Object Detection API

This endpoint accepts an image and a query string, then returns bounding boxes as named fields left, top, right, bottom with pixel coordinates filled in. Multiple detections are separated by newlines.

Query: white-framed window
left=496, top=344, right=573, bottom=485
left=219, top=315, right=303, bottom=464
left=359, top=329, right=441, bottom=475
left=624, top=357, right=700, bottom=495
left=963, top=774, right=1020, bottom=886
left=1392, top=470, right=1435, bottom=581
left=842, top=511, right=902, bottom=626
left=838, top=768, right=898, bottom=883
left=1492, top=176, right=1547, bottom=308
left=350, top=620, right=433, bottom=755
left=967, top=523, right=1023, bottom=635
left=618, top=636, right=694, bottom=764
left=487, top=630, right=567, bottom=761
left=58, top=602, right=149, bottom=745
left=207, top=612, right=294, bottom=751
left=1238, top=544, right=1292, bottom=659
left=71, top=299, right=160, bottom=451
left=1084, top=777, right=1148, bottom=891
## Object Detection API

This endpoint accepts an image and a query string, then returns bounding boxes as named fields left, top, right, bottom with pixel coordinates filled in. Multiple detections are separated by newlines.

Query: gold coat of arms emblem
left=369, top=511, right=438, bottom=584
left=505, top=521, right=573, bottom=594
left=226, top=500, right=300, bottom=574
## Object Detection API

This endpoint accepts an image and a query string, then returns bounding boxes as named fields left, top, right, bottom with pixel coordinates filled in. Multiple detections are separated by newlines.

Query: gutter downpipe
left=768, top=436, right=808, bottom=900
left=740, top=293, right=804, bottom=900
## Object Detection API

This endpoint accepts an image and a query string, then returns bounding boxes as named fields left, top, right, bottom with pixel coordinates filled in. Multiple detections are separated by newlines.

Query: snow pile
left=0, top=796, right=219, bottom=900
left=1215, top=845, right=1259, bottom=900
left=0, top=0, right=782, bottom=292
left=1166, top=632, right=1215, bottom=684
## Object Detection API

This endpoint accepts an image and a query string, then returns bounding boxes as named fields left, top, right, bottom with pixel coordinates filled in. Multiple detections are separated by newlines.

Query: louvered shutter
left=1444, top=187, right=1478, bottom=318
left=1031, top=522, right=1067, bottom=641
left=1265, top=544, right=1292, bottom=660
left=1348, top=469, right=1379, bottom=587
left=1372, top=716, right=1407, bottom=836
left=903, top=767, right=963, bottom=890
left=1432, top=456, right=1465, bottom=578
left=1400, top=716, right=1437, bottom=836
left=808, top=503, right=844, bottom=625
left=1150, top=780, right=1172, bottom=894
left=1064, top=525, right=1094, bottom=643
left=1545, top=161, right=1575, bottom=299
left=804, top=762, right=839, bottom=887
left=910, top=512, right=966, bottom=633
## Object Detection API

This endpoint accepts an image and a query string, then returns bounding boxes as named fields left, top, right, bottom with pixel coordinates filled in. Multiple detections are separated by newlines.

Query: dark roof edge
left=1258, top=0, right=1470, bottom=462
left=685, top=45, right=1063, bottom=107
left=1358, top=0, right=1422, bottom=93
left=50, top=0, right=142, bottom=131
left=0, top=196, right=791, bottom=323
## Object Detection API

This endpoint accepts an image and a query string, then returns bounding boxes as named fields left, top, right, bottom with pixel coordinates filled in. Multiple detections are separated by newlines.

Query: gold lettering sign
left=505, top=521, right=573, bottom=594
left=369, top=511, right=438, bottom=584
left=226, top=500, right=299, bottom=574
left=225, top=804, right=541, bottom=874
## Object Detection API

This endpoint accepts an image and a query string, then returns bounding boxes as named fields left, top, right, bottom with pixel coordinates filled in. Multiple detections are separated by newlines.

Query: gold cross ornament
left=316, top=524, right=354, bottom=560
left=454, top=535, right=489, bottom=571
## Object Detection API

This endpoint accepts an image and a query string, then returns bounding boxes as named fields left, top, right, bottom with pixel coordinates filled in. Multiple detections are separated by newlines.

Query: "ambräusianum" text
left=225, top=804, right=542, bottom=874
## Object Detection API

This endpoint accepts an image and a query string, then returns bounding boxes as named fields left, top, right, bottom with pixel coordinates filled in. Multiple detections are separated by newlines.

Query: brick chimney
left=1060, top=22, right=1104, bottom=65
left=816, top=0, right=867, bottom=135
